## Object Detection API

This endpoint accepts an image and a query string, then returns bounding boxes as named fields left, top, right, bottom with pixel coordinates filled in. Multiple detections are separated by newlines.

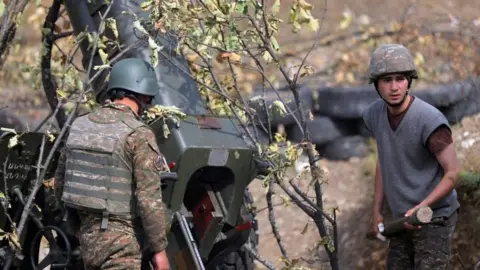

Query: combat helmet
left=368, top=44, right=418, bottom=84
left=107, top=58, right=158, bottom=97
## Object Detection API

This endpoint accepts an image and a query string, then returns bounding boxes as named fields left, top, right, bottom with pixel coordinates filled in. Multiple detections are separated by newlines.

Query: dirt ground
left=1, top=1, right=480, bottom=270
left=249, top=113, right=480, bottom=270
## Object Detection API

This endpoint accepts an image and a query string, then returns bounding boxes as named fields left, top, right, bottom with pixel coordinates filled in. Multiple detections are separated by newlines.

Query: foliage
left=139, top=0, right=318, bottom=120
left=136, top=2, right=337, bottom=267
left=0, top=0, right=336, bottom=269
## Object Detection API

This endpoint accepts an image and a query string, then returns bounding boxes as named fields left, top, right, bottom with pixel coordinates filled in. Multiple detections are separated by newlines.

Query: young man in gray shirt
left=362, top=44, right=461, bottom=269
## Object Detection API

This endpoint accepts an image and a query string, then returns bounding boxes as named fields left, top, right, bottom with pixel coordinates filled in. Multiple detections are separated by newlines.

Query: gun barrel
left=175, top=212, right=206, bottom=270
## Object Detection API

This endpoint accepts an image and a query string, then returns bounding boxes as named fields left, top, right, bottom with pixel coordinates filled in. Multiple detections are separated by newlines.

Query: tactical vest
left=61, top=110, right=147, bottom=220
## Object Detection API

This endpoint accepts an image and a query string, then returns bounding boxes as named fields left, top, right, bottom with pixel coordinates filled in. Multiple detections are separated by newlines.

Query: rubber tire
left=248, top=86, right=314, bottom=126
left=312, top=79, right=478, bottom=119
left=0, top=108, right=26, bottom=136
left=215, top=189, right=258, bottom=270
left=286, top=116, right=350, bottom=145
left=319, top=135, right=369, bottom=160
left=441, top=78, right=480, bottom=124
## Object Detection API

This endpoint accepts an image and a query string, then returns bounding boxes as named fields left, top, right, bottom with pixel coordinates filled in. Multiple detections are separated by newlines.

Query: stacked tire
left=249, top=77, right=480, bottom=160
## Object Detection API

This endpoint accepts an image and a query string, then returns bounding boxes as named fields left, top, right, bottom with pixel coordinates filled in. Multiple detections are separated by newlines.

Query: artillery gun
left=0, top=0, right=270, bottom=269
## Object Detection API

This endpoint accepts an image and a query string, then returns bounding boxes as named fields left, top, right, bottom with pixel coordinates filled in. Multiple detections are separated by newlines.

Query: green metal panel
left=152, top=116, right=257, bottom=225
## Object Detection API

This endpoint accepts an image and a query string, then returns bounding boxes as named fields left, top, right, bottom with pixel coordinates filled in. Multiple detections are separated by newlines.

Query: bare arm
left=419, top=143, right=461, bottom=207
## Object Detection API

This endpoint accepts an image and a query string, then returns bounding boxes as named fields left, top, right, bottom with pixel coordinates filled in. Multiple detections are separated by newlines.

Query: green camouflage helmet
left=368, top=44, right=418, bottom=84
left=107, top=58, right=158, bottom=97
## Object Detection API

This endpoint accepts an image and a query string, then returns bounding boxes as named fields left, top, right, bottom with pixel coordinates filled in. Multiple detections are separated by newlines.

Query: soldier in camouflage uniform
left=53, top=58, right=170, bottom=270
left=362, top=44, right=461, bottom=269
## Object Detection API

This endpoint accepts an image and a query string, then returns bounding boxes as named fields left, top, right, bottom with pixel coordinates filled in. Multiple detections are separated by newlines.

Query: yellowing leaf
left=0, top=2, right=5, bottom=17
left=271, top=100, right=287, bottom=116
left=346, top=72, right=355, bottom=83
left=263, top=51, right=273, bottom=63
left=93, top=64, right=111, bottom=70
left=270, top=0, right=280, bottom=14
left=99, top=49, right=108, bottom=64
left=148, top=37, right=161, bottom=67
left=414, top=52, right=425, bottom=66
left=8, top=135, right=19, bottom=149
left=216, top=52, right=242, bottom=64
left=268, top=143, right=279, bottom=153
left=47, top=131, right=55, bottom=142
left=105, top=18, right=119, bottom=40
left=274, top=132, right=286, bottom=143
left=140, top=0, right=154, bottom=10
left=298, top=0, right=313, bottom=10
left=162, top=123, right=170, bottom=138
left=339, top=9, right=353, bottom=30
left=308, top=18, right=320, bottom=32
left=133, top=20, right=149, bottom=35
left=280, top=194, right=291, bottom=206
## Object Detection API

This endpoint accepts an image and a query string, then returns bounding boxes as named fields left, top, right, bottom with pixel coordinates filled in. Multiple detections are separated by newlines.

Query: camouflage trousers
left=77, top=214, right=153, bottom=270
left=386, top=209, right=458, bottom=270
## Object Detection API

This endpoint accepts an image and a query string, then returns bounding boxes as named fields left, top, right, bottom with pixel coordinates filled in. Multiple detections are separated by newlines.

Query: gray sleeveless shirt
left=362, top=96, right=459, bottom=218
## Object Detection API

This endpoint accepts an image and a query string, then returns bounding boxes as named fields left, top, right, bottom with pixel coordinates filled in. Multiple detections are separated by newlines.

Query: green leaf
left=308, top=18, right=320, bottom=32
left=263, top=51, right=273, bottom=63
left=140, top=0, right=155, bottom=10
left=148, top=37, right=161, bottom=67
left=0, top=2, right=5, bottom=17
left=56, top=88, right=67, bottom=100
left=270, top=36, right=280, bottom=51
left=234, top=1, right=248, bottom=14
left=133, top=20, right=149, bottom=35
left=99, top=49, right=108, bottom=64
left=271, top=100, right=287, bottom=116
left=105, top=18, right=119, bottom=40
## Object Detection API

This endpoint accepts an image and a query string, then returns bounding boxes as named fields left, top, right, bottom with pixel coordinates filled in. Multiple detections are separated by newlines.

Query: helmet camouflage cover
left=368, top=44, right=418, bottom=84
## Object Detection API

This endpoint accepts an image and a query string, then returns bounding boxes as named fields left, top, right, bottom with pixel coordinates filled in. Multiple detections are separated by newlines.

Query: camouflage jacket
left=54, top=102, right=169, bottom=253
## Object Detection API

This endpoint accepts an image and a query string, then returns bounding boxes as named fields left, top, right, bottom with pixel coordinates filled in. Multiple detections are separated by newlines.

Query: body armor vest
left=61, top=109, right=147, bottom=218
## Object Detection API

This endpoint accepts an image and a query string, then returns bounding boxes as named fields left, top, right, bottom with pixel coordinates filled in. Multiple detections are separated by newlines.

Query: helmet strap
left=107, top=89, right=151, bottom=117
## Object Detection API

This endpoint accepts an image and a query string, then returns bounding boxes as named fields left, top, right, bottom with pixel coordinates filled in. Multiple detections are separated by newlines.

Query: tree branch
left=243, top=245, right=277, bottom=270
left=41, top=0, right=68, bottom=129
left=0, top=0, right=29, bottom=69
left=266, top=179, right=289, bottom=260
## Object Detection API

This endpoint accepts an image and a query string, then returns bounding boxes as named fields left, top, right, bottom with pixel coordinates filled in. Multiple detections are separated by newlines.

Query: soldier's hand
left=153, top=250, right=170, bottom=270
left=372, top=211, right=384, bottom=234
left=404, top=205, right=423, bottom=231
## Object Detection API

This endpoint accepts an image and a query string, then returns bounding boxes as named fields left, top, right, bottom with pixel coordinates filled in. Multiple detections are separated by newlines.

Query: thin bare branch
left=266, top=180, right=289, bottom=260
left=275, top=177, right=315, bottom=218
left=53, top=30, right=75, bottom=41
left=243, top=245, right=277, bottom=270
left=292, top=0, right=328, bottom=88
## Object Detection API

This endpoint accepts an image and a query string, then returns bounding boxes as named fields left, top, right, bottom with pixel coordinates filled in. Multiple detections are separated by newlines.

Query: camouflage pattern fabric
left=386, top=210, right=458, bottom=270
left=54, top=102, right=169, bottom=269
left=368, top=44, right=418, bottom=84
